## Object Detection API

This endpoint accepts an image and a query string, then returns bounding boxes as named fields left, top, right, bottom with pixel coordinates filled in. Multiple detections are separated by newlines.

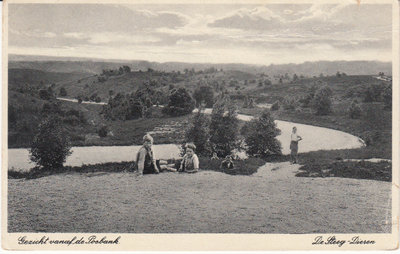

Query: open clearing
left=8, top=162, right=390, bottom=233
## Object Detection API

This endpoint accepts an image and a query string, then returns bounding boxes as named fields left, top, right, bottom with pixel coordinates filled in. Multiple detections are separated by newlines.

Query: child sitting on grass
left=179, top=143, right=199, bottom=173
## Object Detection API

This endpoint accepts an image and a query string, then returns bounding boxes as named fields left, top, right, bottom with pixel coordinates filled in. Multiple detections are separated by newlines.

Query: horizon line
left=8, top=53, right=392, bottom=67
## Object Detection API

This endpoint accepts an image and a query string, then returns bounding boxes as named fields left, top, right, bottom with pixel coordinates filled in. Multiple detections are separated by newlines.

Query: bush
left=102, top=94, right=145, bottom=121
left=282, top=96, right=298, bottom=111
left=193, top=86, right=214, bottom=108
left=98, top=126, right=108, bottom=138
left=185, top=110, right=211, bottom=156
left=209, top=95, right=240, bottom=157
left=271, top=101, right=279, bottom=111
left=382, top=84, right=392, bottom=109
left=241, top=110, right=281, bottom=157
left=348, top=100, right=362, bottom=119
left=39, top=89, right=53, bottom=100
left=162, top=88, right=195, bottom=116
left=30, top=117, right=72, bottom=169
left=363, top=84, right=383, bottom=102
left=312, top=85, right=332, bottom=115
left=59, top=87, right=67, bottom=97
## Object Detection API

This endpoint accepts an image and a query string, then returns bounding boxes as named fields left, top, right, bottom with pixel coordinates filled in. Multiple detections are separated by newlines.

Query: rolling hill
left=9, top=54, right=392, bottom=76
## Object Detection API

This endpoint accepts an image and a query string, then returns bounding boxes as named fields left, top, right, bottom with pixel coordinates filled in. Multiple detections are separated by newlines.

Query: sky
left=8, top=3, right=392, bottom=65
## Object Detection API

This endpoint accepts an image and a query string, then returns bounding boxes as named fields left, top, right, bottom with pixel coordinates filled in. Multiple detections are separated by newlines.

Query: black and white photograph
left=2, top=0, right=399, bottom=251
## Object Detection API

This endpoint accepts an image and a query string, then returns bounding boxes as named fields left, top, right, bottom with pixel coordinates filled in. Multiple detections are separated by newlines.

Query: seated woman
left=135, top=134, right=159, bottom=175
left=179, top=143, right=199, bottom=173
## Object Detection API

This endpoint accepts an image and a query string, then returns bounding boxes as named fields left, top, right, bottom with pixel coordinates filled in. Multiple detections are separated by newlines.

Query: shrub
left=209, top=95, right=239, bottom=157
left=241, top=110, right=281, bottom=157
left=312, top=85, right=332, bottom=115
left=162, top=88, right=195, bottom=116
left=193, top=86, right=214, bottom=108
left=127, top=99, right=145, bottom=120
left=30, top=117, right=72, bottom=169
left=271, top=101, right=279, bottom=111
left=348, top=100, right=362, bottom=119
left=59, top=87, right=67, bottom=97
left=363, top=84, right=383, bottom=102
left=98, top=125, right=108, bottom=138
left=382, top=84, right=392, bottom=109
left=185, top=109, right=211, bottom=156
left=39, top=89, right=53, bottom=100
left=102, top=94, right=145, bottom=120
left=282, top=96, right=298, bottom=111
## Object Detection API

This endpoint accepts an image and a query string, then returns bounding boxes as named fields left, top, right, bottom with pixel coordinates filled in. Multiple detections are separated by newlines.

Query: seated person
left=211, top=152, right=219, bottom=160
left=135, top=134, right=159, bottom=175
left=179, top=143, right=199, bottom=173
left=220, top=155, right=234, bottom=170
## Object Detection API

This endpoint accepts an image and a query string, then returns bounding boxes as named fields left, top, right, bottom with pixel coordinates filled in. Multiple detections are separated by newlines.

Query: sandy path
left=8, top=163, right=391, bottom=233
left=201, top=108, right=365, bottom=154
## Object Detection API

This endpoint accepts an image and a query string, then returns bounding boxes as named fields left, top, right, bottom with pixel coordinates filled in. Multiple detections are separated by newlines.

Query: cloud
left=63, top=32, right=160, bottom=45
left=7, top=4, right=392, bottom=65
left=9, top=4, right=188, bottom=34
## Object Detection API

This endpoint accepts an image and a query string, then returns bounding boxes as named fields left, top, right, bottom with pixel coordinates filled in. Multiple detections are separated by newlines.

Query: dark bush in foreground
left=296, top=160, right=391, bottom=182
left=30, top=117, right=72, bottom=170
left=9, top=161, right=135, bottom=179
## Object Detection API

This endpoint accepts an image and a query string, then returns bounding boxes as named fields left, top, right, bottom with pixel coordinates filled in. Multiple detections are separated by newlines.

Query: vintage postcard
left=2, top=0, right=399, bottom=251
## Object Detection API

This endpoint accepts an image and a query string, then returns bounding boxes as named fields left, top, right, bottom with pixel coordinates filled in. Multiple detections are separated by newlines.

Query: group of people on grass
left=134, top=126, right=302, bottom=176
left=135, top=134, right=199, bottom=176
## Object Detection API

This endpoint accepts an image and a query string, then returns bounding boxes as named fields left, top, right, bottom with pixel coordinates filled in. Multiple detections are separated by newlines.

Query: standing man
left=290, top=126, right=302, bottom=164
left=135, top=134, right=159, bottom=176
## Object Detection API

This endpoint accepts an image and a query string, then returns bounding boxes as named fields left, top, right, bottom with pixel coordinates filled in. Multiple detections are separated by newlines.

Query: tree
left=59, top=87, right=67, bottom=97
left=292, top=73, right=299, bottom=82
left=123, top=65, right=131, bottom=73
left=30, top=117, right=72, bottom=169
left=162, top=88, right=195, bottom=116
left=193, top=86, right=214, bottom=108
left=241, top=110, right=281, bottom=157
left=312, top=86, right=332, bottom=115
left=185, top=109, right=211, bottom=156
left=127, top=99, right=145, bottom=120
left=209, top=95, right=239, bottom=157
left=271, top=101, right=279, bottom=111
left=348, top=100, right=362, bottom=119
left=39, top=89, right=52, bottom=100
